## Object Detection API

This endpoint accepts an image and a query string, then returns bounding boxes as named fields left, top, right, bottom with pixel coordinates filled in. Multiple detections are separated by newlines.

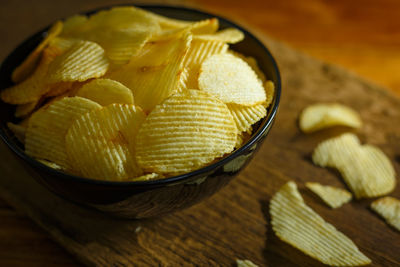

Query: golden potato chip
left=235, top=131, right=252, bottom=149
left=228, top=103, right=266, bottom=133
left=25, top=96, right=101, bottom=168
left=263, top=80, right=275, bottom=108
left=229, top=50, right=266, bottom=82
left=312, top=133, right=396, bottom=199
left=305, top=182, right=352, bottom=209
left=198, top=53, right=266, bottom=105
left=76, top=78, right=134, bottom=106
left=48, top=37, right=78, bottom=52
left=45, top=81, right=80, bottom=97
left=182, top=39, right=228, bottom=89
left=177, top=68, right=189, bottom=92
left=107, top=30, right=191, bottom=112
left=61, top=15, right=88, bottom=36
left=136, top=90, right=237, bottom=175
left=236, top=259, right=259, bottom=267
left=130, top=173, right=162, bottom=182
left=7, top=122, right=26, bottom=144
left=11, top=21, right=63, bottom=83
left=15, top=100, right=40, bottom=118
left=60, top=7, right=160, bottom=65
left=1, top=46, right=62, bottom=104
left=299, top=103, right=362, bottom=133
left=47, top=40, right=109, bottom=83
left=65, top=104, right=146, bottom=180
left=371, top=196, right=400, bottom=231
left=195, top=28, right=244, bottom=44
left=270, top=181, right=371, bottom=266
left=189, top=18, right=219, bottom=35
left=146, top=12, right=193, bottom=30
left=37, top=159, right=64, bottom=170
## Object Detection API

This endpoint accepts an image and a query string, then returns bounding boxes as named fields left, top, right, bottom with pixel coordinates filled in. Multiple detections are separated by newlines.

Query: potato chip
left=48, top=37, right=78, bottom=52
left=61, top=15, right=88, bottom=36
left=198, top=53, right=266, bottom=105
left=107, top=30, right=191, bottom=112
left=312, top=133, right=396, bottom=198
left=236, top=259, right=259, bottom=267
left=189, top=18, right=219, bottom=35
left=130, top=173, right=162, bottom=182
left=270, top=181, right=371, bottom=266
left=177, top=68, right=189, bottom=92
left=76, top=78, right=134, bottom=106
left=371, top=197, right=400, bottom=231
left=182, top=39, right=228, bottom=89
left=11, top=21, right=63, bottom=83
left=7, top=122, right=26, bottom=144
left=146, top=12, right=193, bottom=30
left=305, top=182, right=352, bottom=209
left=135, top=90, right=237, bottom=175
left=47, top=40, right=109, bottom=83
left=263, top=80, right=275, bottom=108
left=227, top=103, right=266, bottom=133
left=1, top=46, right=62, bottom=104
left=15, top=100, right=40, bottom=118
left=60, top=7, right=159, bottom=65
left=25, top=96, right=101, bottom=168
left=235, top=131, right=252, bottom=149
left=65, top=104, right=146, bottom=180
left=195, top=28, right=244, bottom=44
left=300, top=103, right=362, bottom=133
left=37, top=159, right=64, bottom=170
left=229, top=50, right=266, bottom=82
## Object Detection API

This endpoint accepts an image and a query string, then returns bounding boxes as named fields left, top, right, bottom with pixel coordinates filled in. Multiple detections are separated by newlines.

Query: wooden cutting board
left=0, top=34, right=399, bottom=266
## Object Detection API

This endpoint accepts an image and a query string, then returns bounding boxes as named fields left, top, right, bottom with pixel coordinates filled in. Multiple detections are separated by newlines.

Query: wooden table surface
left=0, top=0, right=399, bottom=266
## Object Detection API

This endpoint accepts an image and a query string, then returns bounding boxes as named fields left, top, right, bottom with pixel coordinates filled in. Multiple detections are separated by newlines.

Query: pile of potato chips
left=1, top=6, right=274, bottom=181
left=267, top=102, right=398, bottom=266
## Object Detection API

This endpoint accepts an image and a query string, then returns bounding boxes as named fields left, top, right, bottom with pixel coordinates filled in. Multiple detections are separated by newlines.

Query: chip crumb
left=270, top=181, right=371, bottom=266
left=135, top=226, right=142, bottom=233
left=306, top=182, right=352, bottom=209
left=236, top=259, right=259, bottom=267
left=371, top=196, right=400, bottom=232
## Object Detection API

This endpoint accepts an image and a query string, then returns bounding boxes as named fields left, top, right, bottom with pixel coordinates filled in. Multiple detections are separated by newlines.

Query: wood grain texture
left=0, top=0, right=400, bottom=266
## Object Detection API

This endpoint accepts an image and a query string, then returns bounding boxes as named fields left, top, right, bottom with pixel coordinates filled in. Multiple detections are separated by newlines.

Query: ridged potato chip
left=1, top=46, right=62, bottom=104
left=312, top=133, right=396, bottom=198
left=177, top=68, right=189, bottom=92
left=182, top=39, right=228, bottom=89
left=299, top=103, right=362, bottom=133
left=60, top=7, right=160, bottom=66
left=66, top=104, right=146, bottom=180
left=263, top=80, right=275, bottom=108
left=76, top=78, right=134, bottom=106
left=11, top=21, right=63, bottom=83
left=198, top=53, right=266, bottom=105
left=107, top=30, right=191, bottom=112
left=136, top=90, right=237, bottom=175
left=61, top=15, right=88, bottom=36
left=228, top=103, right=266, bottom=133
left=25, top=96, right=101, bottom=168
left=37, top=159, right=64, bottom=171
left=229, top=50, right=266, bottom=82
left=130, top=173, right=162, bottom=182
left=47, top=40, right=109, bottom=83
left=371, top=196, right=400, bottom=231
left=195, top=28, right=244, bottom=44
left=189, top=18, right=219, bottom=35
left=305, top=182, right=352, bottom=209
left=236, top=259, right=259, bottom=267
left=270, top=181, right=371, bottom=266
left=15, top=100, right=40, bottom=118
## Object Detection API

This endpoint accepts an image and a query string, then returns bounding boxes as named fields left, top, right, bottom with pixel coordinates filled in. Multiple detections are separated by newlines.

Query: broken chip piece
left=312, top=133, right=396, bottom=199
left=371, top=196, right=400, bottom=232
left=305, top=182, right=352, bottom=209
left=236, top=259, right=259, bottom=267
left=299, top=103, right=362, bottom=133
left=270, top=181, right=371, bottom=266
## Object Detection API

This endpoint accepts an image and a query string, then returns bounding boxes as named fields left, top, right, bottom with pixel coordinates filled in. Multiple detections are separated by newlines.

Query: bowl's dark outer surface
left=0, top=5, right=281, bottom=218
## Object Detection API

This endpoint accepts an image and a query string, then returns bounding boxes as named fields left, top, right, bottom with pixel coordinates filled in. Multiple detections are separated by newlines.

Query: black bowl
left=0, top=5, right=281, bottom=218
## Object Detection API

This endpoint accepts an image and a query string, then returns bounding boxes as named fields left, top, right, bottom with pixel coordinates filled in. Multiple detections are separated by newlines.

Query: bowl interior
left=0, top=5, right=281, bottom=186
